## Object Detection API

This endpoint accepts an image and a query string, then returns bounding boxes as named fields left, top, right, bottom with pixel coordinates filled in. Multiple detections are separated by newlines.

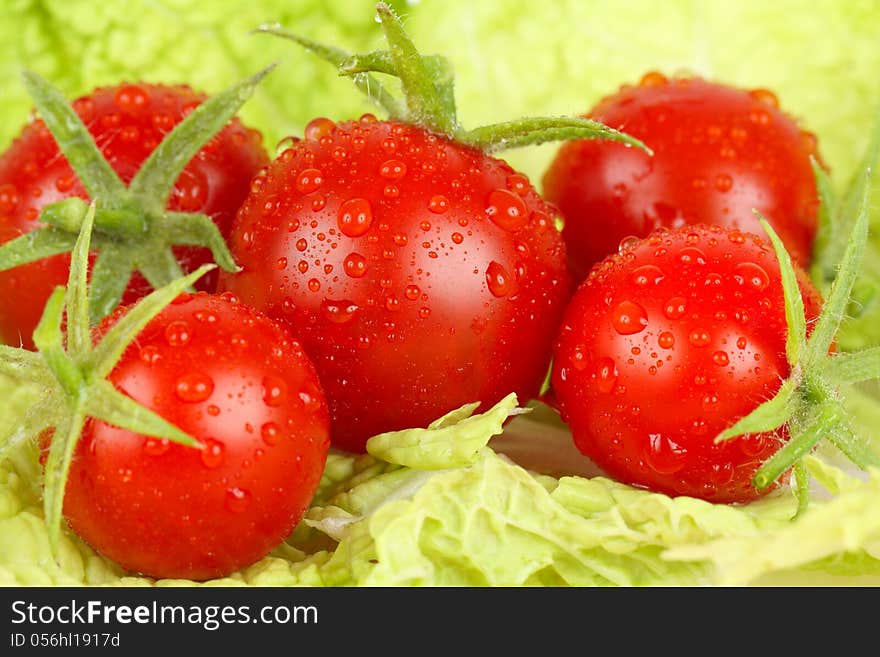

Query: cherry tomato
left=543, top=73, right=822, bottom=282
left=219, top=115, right=571, bottom=452
left=0, top=83, right=268, bottom=348
left=55, top=292, right=330, bottom=580
left=552, top=224, right=823, bottom=503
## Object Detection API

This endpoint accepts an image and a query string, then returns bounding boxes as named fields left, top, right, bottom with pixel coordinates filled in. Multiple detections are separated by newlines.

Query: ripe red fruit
left=551, top=224, right=823, bottom=503
left=0, top=82, right=268, bottom=348
left=54, top=292, right=330, bottom=581
left=219, top=116, right=571, bottom=452
left=543, top=73, right=822, bottom=282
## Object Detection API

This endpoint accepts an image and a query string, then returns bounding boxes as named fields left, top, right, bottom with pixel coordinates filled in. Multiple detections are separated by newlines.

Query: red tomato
left=0, top=83, right=268, bottom=349
left=543, top=73, right=822, bottom=282
left=551, top=224, right=823, bottom=503
left=55, top=292, right=330, bottom=581
left=219, top=115, right=571, bottom=453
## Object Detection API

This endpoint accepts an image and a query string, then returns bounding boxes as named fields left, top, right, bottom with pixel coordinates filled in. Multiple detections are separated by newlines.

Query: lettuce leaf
left=5, top=399, right=880, bottom=587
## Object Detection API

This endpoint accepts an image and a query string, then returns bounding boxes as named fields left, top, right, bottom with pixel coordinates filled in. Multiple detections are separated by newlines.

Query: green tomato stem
left=754, top=402, right=840, bottom=489
left=714, top=378, right=799, bottom=443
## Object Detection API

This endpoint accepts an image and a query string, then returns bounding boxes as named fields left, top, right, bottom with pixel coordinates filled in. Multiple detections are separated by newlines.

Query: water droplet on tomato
left=506, top=173, right=530, bottom=196
left=428, top=195, right=449, bottom=214
left=419, top=307, right=431, bottom=318
left=658, top=331, right=675, bottom=349
left=261, top=422, right=280, bottom=446
left=225, top=487, right=252, bottom=513
left=712, top=350, right=730, bottom=366
left=175, top=372, right=214, bottom=403
left=486, top=261, right=515, bottom=297
left=486, top=189, right=528, bottom=231
left=404, top=285, right=420, bottom=300
left=337, top=198, right=373, bottom=237
left=321, top=299, right=359, bottom=323
left=140, top=345, right=161, bottom=365
left=343, top=252, right=367, bottom=278
left=714, top=173, right=733, bottom=193
left=55, top=175, right=75, bottom=193
left=639, top=71, right=668, bottom=87
left=678, top=247, right=707, bottom=265
left=295, top=238, right=308, bottom=252
left=114, top=84, right=149, bottom=112
left=385, top=295, right=400, bottom=311
left=262, top=376, right=287, bottom=407
left=630, top=264, right=664, bottom=287
left=689, top=329, right=711, bottom=347
left=0, top=183, right=20, bottom=213
left=304, top=117, right=336, bottom=140
left=570, top=345, right=588, bottom=371
left=618, top=235, right=640, bottom=254
left=143, top=437, right=170, bottom=457
left=164, top=320, right=192, bottom=347
left=296, top=168, right=324, bottom=194
left=734, top=262, right=769, bottom=291
left=596, top=357, right=618, bottom=393
left=201, top=438, right=225, bottom=468
left=308, top=278, right=321, bottom=292
left=749, top=88, right=779, bottom=108
left=643, top=433, right=687, bottom=474
left=737, top=336, right=748, bottom=349
left=379, top=159, right=407, bottom=180
left=611, top=300, right=648, bottom=335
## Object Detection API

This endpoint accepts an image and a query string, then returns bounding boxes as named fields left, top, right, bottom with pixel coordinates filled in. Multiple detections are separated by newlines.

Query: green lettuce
left=2, top=0, right=880, bottom=587
left=3, top=398, right=880, bottom=587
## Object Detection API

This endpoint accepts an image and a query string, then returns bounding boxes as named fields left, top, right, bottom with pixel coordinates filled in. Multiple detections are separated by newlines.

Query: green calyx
left=0, top=202, right=207, bottom=557
left=256, top=2, right=649, bottom=155
left=0, top=66, right=274, bottom=325
left=715, top=171, right=880, bottom=509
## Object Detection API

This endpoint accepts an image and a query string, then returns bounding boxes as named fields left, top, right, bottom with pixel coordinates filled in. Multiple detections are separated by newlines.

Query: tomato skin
left=551, top=225, right=823, bottom=503
left=219, top=116, right=571, bottom=453
left=542, top=74, right=821, bottom=282
left=0, top=83, right=268, bottom=349
left=56, top=292, right=330, bottom=581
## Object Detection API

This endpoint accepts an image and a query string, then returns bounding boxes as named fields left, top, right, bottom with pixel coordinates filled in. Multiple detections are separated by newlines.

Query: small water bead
left=337, top=198, right=373, bottom=237
left=689, top=329, right=711, bottom=347
left=140, top=345, right=161, bottom=365
left=164, top=321, right=192, bottom=347
left=639, top=71, right=668, bottom=87
left=114, top=84, right=149, bottom=112
left=379, top=159, right=407, bottom=180
left=419, top=307, right=431, bottom=318
left=611, top=300, right=648, bottom=335
left=451, top=232, right=464, bottom=244
left=143, top=438, right=170, bottom=457
left=617, top=235, right=641, bottom=254
left=385, top=295, right=400, bottom=311
left=200, top=439, right=225, bottom=468
left=343, top=252, right=367, bottom=278
left=405, top=285, right=420, bottom=301
left=308, top=278, right=321, bottom=292
left=486, top=189, right=528, bottom=231
left=733, top=262, right=769, bottom=291
left=658, top=331, right=675, bottom=349
left=175, top=372, right=215, bottom=403
left=295, top=238, right=308, bottom=252
left=261, top=422, right=280, bottom=446
left=749, top=88, right=779, bottom=108
left=0, top=183, right=20, bottom=213
left=321, top=299, right=359, bottom=324
left=304, top=117, right=336, bottom=140
left=262, top=376, right=287, bottom=407
left=596, top=357, right=618, bottom=393
left=714, top=174, right=733, bottom=192
left=225, top=487, right=252, bottom=513
left=428, top=195, right=449, bottom=214
left=737, top=337, right=748, bottom=349
left=630, top=264, right=664, bottom=287
left=678, top=247, right=707, bottom=266
left=207, top=405, right=220, bottom=416
left=643, top=433, right=687, bottom=474
left=712, top=351, right=730, bottom=367
left=296, top=168, right=324, bottom=194
left=485, top=261, right=515, bottom=297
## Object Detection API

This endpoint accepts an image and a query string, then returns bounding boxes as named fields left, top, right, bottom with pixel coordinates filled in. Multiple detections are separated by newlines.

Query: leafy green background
left=2, top=0, right=880, bottom=586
